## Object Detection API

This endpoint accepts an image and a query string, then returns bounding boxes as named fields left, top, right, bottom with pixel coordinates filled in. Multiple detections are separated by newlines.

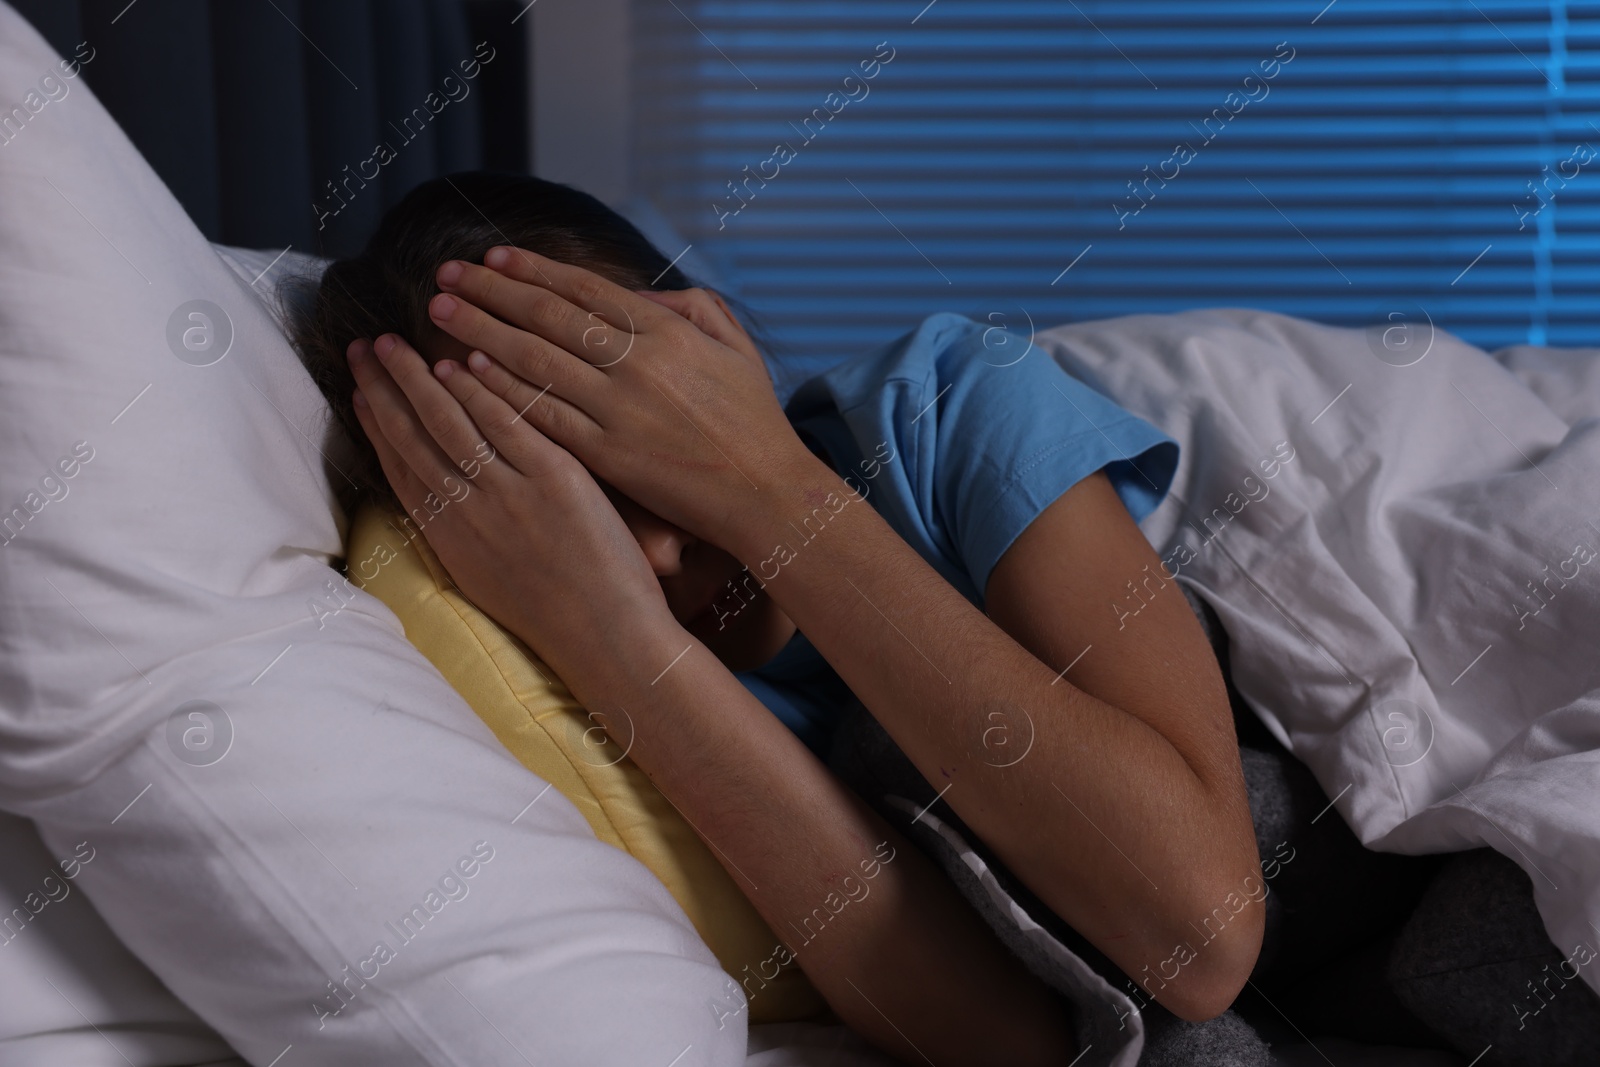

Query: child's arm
left=562, top=599, right=1079, bottom=1066
left=725, top=456, right=1263, bottom=1022
left=425, top=251, right=1264, bottom=1022
left=346, top=332, right=1078, bottom=1067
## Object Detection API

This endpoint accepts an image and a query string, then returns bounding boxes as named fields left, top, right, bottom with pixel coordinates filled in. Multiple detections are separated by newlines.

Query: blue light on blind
left=633, top=0, right=1599, bottom=389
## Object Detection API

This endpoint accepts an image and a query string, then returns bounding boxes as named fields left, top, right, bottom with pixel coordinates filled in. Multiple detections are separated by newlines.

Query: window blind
left=632, top=0, right=1598, bottom=390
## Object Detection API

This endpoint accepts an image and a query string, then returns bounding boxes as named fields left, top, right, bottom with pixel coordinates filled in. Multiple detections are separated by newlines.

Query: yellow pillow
left=347, top=503, right=824, bottom=1024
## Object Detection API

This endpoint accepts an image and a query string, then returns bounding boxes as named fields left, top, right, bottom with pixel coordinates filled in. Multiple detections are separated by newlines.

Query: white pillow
left=0, top=7, right=744, bottom=1066
left=0, top=810, right=245, bottom=1066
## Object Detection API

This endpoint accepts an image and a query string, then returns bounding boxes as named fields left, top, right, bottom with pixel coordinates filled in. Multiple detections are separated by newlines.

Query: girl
left=295, top=172, right=1263, bottom=1064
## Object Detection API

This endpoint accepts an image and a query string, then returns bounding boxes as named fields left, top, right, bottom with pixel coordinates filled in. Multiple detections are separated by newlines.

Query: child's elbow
left=1158, top=892, right=1266, bottom=1022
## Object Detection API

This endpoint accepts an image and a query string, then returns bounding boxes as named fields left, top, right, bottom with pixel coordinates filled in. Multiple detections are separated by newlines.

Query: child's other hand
left=346, top=333, right=679, bottom=674
left=425, top=249, right=822, bottom=560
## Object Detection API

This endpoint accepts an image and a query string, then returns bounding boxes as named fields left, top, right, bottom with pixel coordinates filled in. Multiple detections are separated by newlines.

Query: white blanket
left=1034, top=309, right=1600, bottom=999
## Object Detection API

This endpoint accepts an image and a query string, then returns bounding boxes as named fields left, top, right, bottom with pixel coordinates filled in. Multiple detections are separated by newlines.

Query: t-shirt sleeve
left=815, top=314, right=1179, bottom=603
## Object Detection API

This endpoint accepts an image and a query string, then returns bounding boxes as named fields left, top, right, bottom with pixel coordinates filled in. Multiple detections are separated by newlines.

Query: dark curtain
left=10, top=0, right=530, bottom=258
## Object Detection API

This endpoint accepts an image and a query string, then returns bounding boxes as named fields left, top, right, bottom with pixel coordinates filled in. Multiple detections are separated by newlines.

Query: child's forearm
left=541, top=615, right=1076, bottom=1067
left=720, top=458, right=1263, bottom=1021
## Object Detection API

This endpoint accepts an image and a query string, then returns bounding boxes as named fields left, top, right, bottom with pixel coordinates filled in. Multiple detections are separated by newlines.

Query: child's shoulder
left=787, top=311, right=1007, bottom=414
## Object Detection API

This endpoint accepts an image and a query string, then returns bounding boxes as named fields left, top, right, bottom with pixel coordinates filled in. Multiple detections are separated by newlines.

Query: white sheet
left=1033, top=308, right=1600, bottom=999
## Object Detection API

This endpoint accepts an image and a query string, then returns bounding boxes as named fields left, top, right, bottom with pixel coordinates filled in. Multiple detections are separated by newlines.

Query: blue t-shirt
left=737, top=312, right=1179, bottom=755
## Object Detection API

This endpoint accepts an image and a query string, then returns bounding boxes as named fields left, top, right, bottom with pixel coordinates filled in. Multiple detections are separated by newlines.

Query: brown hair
left=290, top=171, right=694, bottom=515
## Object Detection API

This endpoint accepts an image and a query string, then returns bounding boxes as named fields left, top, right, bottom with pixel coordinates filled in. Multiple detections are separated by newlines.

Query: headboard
left=10, top=0, right=530, bottom=259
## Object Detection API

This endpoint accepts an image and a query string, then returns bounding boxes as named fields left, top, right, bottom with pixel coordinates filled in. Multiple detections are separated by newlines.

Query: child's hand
left=345, top=333, right=680, bottom=673
left=425, top=249, right=823, bottom=560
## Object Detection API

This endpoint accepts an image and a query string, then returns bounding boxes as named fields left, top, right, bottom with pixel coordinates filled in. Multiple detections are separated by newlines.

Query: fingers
left=350, top=375, right=431, bottom=513
left=374, top=334, right=496, bottom=476
left=349, top=347, right=458, bottom=526
left=431, top=351, right=602, bottom=479
left=488, top=246, right=664, bottom=324
left=346, top=337, right=487, bottom=506
left=435, top=258, right=617, bottom=362
left=443, top=248, right=669, bottom=361
left=427, top=282, right=614, bottom=393
left=457, top=348, right=603, bottom=453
